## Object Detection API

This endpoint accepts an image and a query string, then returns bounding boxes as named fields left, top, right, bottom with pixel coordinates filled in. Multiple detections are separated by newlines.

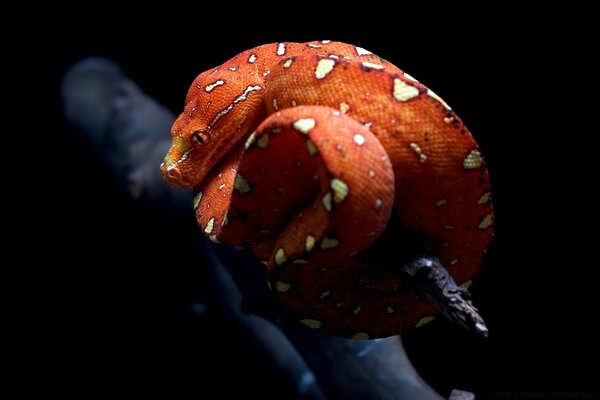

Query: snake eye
left=192, top=130, right=208, bottom=145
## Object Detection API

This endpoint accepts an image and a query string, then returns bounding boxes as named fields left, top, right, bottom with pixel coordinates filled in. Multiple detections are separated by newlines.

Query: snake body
left=161, top=40, right=494, bottom=339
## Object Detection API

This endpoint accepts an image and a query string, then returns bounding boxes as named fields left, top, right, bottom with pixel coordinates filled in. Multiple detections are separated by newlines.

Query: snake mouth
left=160, top=162, right=192, bottom=188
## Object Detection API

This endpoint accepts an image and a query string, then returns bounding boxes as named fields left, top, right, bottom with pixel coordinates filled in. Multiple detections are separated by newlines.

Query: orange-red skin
left=161, top=40, right=494, bottom=338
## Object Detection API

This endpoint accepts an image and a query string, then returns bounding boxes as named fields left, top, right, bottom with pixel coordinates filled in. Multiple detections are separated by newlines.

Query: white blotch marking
left=305, top=235, right=316, bottom=252
left=177, top=149, right=192, bottom=164
left=244, top=131, right=257, bottom=149
left=275, top=248, right=287, bottom=265
left=306, top=139, right=318, bottom=156
left=272, top=98, right=278, bottom=110
left=435, top=198, right=448, bottom=206
left=209, top=235, right=220, bottom=243
left=319, top=290, right=330, bottom=299
left=404, top=72, right=419, bottom=82
left=415, top=316, right=435, bottom=328
left=308, top=43, right=321, bottom=48
left=321, top=237, right=339, bottom=249
left=361, top=61, right=385, bottom=70
left=369, top=170, right=375, bottom=178
left=339, top=102, right=350, bottom=113
left=353, top=134, right=366, bottom=146
left=276, top=42, right=286, bottom=56
left=445, top=225, right=455, bottom=230
left=218, top=183, right=226, bottom=190
left=322, top=192, right=332, bottom=212
left=209, top=85, right=262, bottom=129
left=444, top=116, right=455, bottom=124
left=463, top=149, right=484, bottom=169
left=386, top=306, right=395, bottom=314
left=330, top=178, right=349, bottom=203
left=193, top=192, right=203, bottom=210
left=300, top=319, right=321, bottom=329
left=222, top=213, right=228, bottom=226
left=283, top=58, right=293, bottom=68
left=275, top=281, right=291, bottom=292
left=248, top=54, right=257, bottom=63
left=375, top=198, right=382, bottom=209
left=355, top=46, right=372, bottom=56
left=276, top=187, right=286, bottom=194
left=409, top=142, right=428, bottom=162
left=351, top=332, right=369, bottom=340
left=393, top=78, right=420, bottom=101
left=234, top=174, right=251, bottom=193
left=477, top=192, right=491, bottom=205
left=479, top=213, right=494, bottom=230
left=257, top=134, right=269, bottom=148
left=352, top=305, right=363, bottom=315
left=293, top=118, right=316, bottom=134
left=449, top=258, right=459, bottom=266
left=336, top=302, right=342, bottom=308
left=262, top=70, right=270, bottom=77
left=321, top=39, right=331, bottom=44
left=228, top=66, right=238, bottom=72
left=461, top=280, right=473, bottom=290
left=427, top=89, right=452, bottom=110
left=205, top=79, right=225, bottom=92
left=315, top=58, right=336, bottom=79
left=204, top=217, right=215, bottom=235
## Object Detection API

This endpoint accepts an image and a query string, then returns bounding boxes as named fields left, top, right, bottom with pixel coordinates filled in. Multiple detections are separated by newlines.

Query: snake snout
left=160, top=161, right=188, bottom=188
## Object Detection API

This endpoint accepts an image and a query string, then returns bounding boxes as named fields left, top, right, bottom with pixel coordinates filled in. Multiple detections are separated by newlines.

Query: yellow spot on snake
left=428, top=89, right=452, bottom=110
left=461, top=280, right=473, bottom=289
left=449, top=258, right=459, bottom=266
left=306, top=139, right=318, bottom=156
left=415, top=316, right=435, bottom=328
left=393, top=78, right=419, bottom=101
left=319, top=290, right=330, bottom=299
left=355, top=46, right=372, bottom=56
left=234, top=174, right=251, bottom=193
left=321, top=237, right=339, bottom=249
left=477, top=192, right=491, bottom=205
left=276, top=42, right=286, bottom=56
left=305, top=235, right=316, bottom=252
left=351, top=332, right=370, bottom=340
left=404, top=72, right=419, bottom=82
left=409, top=142, right=428, bottom=163
left=300, top=319, right=322, bottom=329
left=463, top=149, right=484, bottom=169
left=257, top=134, right=269, bottom=148
left=293, top=118, right=316, bottom=134
left=275, top=248, right=287, bottom=265
left=193, top=191, right=203, bottom=210
left=444, top=116, right=455, bottom=124
left=339, top=102, right=350, bottom=113
left=352, top=305, right=363, bottom=315
left=204, top=217, right=215, bottom=234
left=435, top=198, right=448, bottom=206
left=205, top=79, right=225, bottom=92
left=386, top=306, right=395, bottom=314
left=315, top=58, right=336, bottom=79
left=331, top=178, right=349, bottom=203
left=322, top=192, right=332, bottom=212
left=361, top=61, right=385, bottom=70
left=479, top=213, right=494, bottom=230
left=244, top=131, right=257, bottom=149
left=275, top=281, right=291, bottom=292
left=283, top=58, right=293, bottom=68
left=353, top=134, right=365, bottom=146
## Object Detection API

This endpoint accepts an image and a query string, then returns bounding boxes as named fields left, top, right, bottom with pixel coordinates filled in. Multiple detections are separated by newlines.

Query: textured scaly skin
left=161, top=40, right=494, bottom=339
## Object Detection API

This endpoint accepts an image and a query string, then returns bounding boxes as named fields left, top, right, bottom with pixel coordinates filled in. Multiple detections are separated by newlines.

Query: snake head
left=161, top=111, right=211, bottom=188
left=161, top=65, right=265, bottom=189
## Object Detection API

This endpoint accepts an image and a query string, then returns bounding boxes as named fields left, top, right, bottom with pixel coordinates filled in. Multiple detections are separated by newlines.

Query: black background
left=15, top=2, right=598, bottom=399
